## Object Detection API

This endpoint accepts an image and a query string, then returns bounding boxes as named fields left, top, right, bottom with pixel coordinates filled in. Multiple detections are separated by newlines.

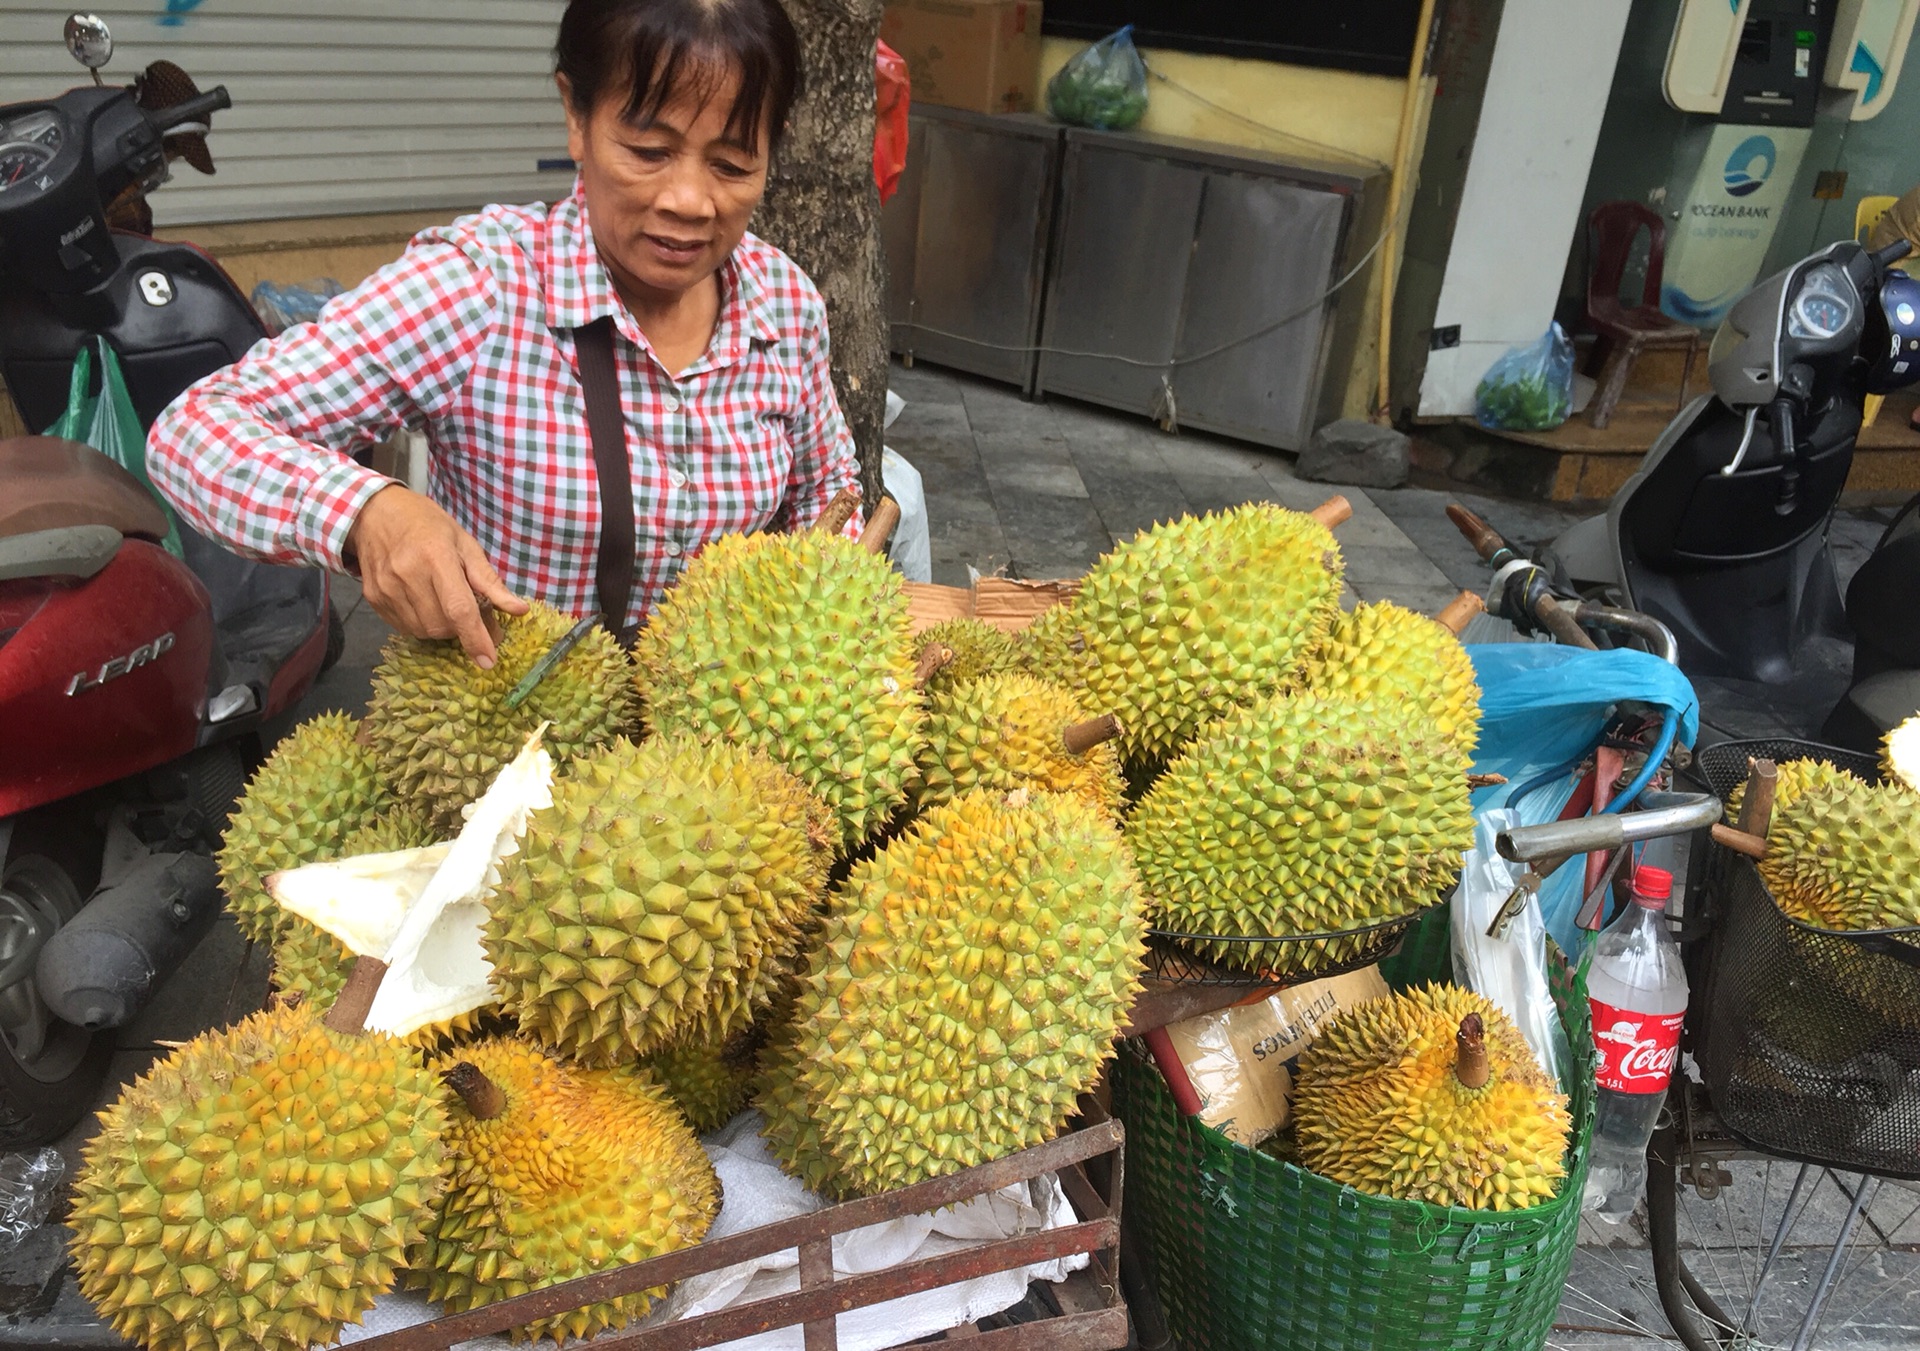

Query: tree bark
left=756, top=0, right=889, bottom=509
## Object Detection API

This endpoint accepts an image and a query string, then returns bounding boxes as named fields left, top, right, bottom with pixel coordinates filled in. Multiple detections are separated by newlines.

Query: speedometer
left=1792, top=292, right=1850, bottom=339
left=1786, top=263, right=1857, bottom=342
left=0, top=141, right=54, bottom=193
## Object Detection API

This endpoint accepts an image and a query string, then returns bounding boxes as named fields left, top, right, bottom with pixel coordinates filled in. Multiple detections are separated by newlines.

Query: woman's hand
left=345, top=485, right=529, bottom=667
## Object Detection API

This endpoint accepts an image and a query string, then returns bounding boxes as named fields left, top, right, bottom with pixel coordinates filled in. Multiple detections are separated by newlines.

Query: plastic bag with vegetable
left=1046, top=25, right=1149, bottom=131
left=1474, top=322, right=1575, bottom=431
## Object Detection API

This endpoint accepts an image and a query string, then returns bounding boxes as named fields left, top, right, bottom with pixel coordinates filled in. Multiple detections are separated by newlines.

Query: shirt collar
left=543, top=180, right=783, bottom=365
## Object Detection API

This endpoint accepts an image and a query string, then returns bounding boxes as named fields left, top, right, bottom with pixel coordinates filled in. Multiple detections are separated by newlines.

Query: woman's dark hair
left=556, top=0, right=803, bottom=153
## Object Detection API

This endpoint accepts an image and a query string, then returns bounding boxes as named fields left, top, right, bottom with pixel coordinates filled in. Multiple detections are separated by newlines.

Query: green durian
left=486, top=734, right=832, bottom=1065
left=639, top=1031, right=762, bottom=1134
left=1741, top=758, right=1920, bottom=930
left=365, top=601, right=638, bottom=834
left=915, top=616, right=1027, bottom=695
left=761, top=788, right=1147, bottom=1198
left=216, top=713, right=390, bottom=945
left=1025, top=503, right=1343, bottom=767
left=69, top=1003, right=447, bottom=1351
left=1293, top=600, right=1483, bottom=755
left=914, top=671, right=1123, bottom=817
left=633, top=530, right=925, bottom=849
left=1125, top=692, right=1474, bottom=969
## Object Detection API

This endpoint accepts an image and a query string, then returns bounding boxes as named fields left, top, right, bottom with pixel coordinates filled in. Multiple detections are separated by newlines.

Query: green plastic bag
left=44, top=337, right=184, bottom=557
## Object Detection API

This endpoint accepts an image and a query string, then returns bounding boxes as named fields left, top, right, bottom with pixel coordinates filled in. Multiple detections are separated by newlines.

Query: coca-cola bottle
left=1583, top=864, right=1688, bottom=1220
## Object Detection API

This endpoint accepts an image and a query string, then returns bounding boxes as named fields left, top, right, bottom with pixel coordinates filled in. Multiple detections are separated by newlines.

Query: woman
left=148, top=0, right=859, bottom=668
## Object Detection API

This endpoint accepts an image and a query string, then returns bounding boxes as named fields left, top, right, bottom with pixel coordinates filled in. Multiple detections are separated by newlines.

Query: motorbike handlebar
left=1495, top=791, right=1722, bottom=865
left=147, top=86, right=230, bottom=134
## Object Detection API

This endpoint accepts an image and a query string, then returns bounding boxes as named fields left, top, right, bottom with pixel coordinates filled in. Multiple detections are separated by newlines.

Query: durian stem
left=322, top=955, right=389, bottom=1035
left=913, top=643, right=954, bottom=687
left=441, top=1061, right=507, bottom=1120
left=1466, top=772, right=1508, bottom=789
left=1310, top=496, right=1353, bottom=528
left=1454, top=1013, right=1491, bottom=1089
left=1062, top=714, right=1124, bottom=755
left=1711, top=823, right=1769, bottom=860
left=812, top=486, right=862, bottom=537
left=859, top=497, right=902, bottom=554
left=1738, top=758, right=1779, bottom=839
left=1436, top=590, right=1485, bottom=635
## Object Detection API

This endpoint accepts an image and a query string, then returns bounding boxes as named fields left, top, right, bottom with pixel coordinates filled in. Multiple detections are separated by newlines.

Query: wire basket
left=1144, top=900, right=1446, bottom=989
left=1693, top=738, right=1920, bottom=1180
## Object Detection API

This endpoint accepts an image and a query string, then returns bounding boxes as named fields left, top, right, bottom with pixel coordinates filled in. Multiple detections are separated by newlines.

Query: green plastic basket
left=1375, top=904, right=1453, bottom=990
left=1114, top=951, right=1595, bottom=1351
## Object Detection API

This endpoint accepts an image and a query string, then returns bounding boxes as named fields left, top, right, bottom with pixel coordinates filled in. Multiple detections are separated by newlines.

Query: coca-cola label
left=1590, top=998, right=1684, bottom=1094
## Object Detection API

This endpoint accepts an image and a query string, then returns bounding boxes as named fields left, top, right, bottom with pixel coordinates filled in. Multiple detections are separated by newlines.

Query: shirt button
left=663, top=394, right=681, bottom=412
left=669, top=468, right=688, bottom=487
left=665, top=541, right=683, bottom=557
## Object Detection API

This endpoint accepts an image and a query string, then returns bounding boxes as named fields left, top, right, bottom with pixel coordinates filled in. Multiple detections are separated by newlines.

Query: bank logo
left=1724, top=135, right=1776, bottom=198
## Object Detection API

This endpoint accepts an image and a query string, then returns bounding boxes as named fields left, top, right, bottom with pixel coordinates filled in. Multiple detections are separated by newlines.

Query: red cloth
left=875, top=40, right=910, bottom=205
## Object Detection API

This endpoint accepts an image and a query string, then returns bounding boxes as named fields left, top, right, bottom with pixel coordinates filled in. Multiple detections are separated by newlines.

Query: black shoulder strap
left=572, top=317, right=636, bottom=647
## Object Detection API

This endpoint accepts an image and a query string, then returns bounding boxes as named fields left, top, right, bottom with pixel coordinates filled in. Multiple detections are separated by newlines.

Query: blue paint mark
left=158, top=0, right=208, bottom=28
left=1852, top=41, right=1886, bottom=105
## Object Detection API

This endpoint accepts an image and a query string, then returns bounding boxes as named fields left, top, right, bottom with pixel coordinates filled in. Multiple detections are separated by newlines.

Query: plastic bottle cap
left=1632, top=865, right=1673, bottom=906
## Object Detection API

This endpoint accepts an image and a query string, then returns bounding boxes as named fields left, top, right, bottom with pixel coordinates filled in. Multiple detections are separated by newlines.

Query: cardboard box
left=881, top=0, right=1043, bottom=116
left=1162, top=966, right=1391, bottom=1146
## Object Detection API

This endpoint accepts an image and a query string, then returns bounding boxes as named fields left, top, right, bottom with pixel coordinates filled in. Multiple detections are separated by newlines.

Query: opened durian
left=487, top=734, right=832, bottom=1065
left=1293, top=600, right=1483, bottom=754
left=762, top=788, right=1147, bottom=1198
left=1292, top=983, right=1570, bottom=1211
left=1025, top=504, right=1343, bottom=766
left=914, top=671, right=1124, bottom=817
left=915, top=616, right=1026, bottom=695
left=216, top=713, right=390, bottom=945
left=1737, top=758, right=1920, bottom=930
left=69, top=1002, right=447, bottom=1351
left=417, top=1038, right=720, bottom=1343
left=1883, top=714, right=1920, bottom=794
left=640, top=1031, right=762, bottom=1134
left=1125, top=692, right=1473, bottom=968
left=365, top=602, right=637, bottom=833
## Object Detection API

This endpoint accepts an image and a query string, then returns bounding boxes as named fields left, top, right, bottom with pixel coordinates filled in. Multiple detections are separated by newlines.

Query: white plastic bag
left=880, top=390, right=931, bottom=583
left=1449, top=809, right=1571, bottom=1088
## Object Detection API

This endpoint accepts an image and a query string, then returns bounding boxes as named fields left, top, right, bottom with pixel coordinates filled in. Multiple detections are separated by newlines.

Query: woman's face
left=562, top=63, right=770, bottom=307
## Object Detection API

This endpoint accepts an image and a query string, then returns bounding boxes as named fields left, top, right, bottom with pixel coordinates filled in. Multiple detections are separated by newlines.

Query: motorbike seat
left=0, top=435, right=168, bottom=544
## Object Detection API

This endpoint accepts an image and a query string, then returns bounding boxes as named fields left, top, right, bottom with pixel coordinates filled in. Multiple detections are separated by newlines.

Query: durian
left=640, top=1031, right=762, bottom=1134
left=762, top=788, right=1146, bottom=1198
left=216, top=713, right=389, bottom=945
left=365, top=602, right=637, bottom=833
left=634, top=530, right=925, bottom=849
left=915, top=616, right=1026, bottom=694
left=487, top=735, right=832, bottom=1064
left=69, top=1003, right=447, bottom=1351
left=1293, top=600, right=1483, bottom=754
left=1737, top=758, right=1920, bottom=930
left=1026, top=504, right=1344, bottom=766
left=1883, top=714, right=1920, bottom=794
left=417, top=1038, right=720, bottom=1343
left=914, top=671, right=1124, bottom=817
left=1292, top=984, right=1570, bottom=1211
left=1125, top=692, right=1474, bottom=968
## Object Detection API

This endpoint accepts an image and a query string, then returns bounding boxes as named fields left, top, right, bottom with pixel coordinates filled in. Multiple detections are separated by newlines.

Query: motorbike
left=1, top=14, right=334, bottom=1146
left=1544, top=236, right=1920, bottom=744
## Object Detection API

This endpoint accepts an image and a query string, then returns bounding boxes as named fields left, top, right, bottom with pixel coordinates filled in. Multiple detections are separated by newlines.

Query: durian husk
left=1293, top=984, right=1570, bottom=1211
left=1025, top=503, right=1344, bottom=767
left=915, top=616, right=1028, bottom=695
left=1733, top=758, right=1920, bottom=930
left=216, top=713, right=391, bottom=945
left=640, top=1030, right=763, bottom=1135
left=1293, top=600, right=1483, bottom=755
left=486, top=734, right=833, bottom=1065
left=415, top=1038, right=720, bottom=1343
left=760, top=788, right=1147, bottom=1199
left=69, top=1003, right=447, bottom=1351
left=634, top=530, right=926, bottom=850
left=913, top=671, right=1124, bottom=817
left=364, top=602, right=638, bottom=834
left=1125, top=691, right=1474, bottom=968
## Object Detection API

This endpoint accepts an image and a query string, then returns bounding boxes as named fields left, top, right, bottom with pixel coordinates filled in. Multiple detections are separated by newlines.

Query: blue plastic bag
left=250, top=278, right=345, bottom=336
left=1474, top=323, right=1575, bottom=431
left=1046, top=25, right=1149, bottom=130
left=1465, top=644, right=1700, bottom=950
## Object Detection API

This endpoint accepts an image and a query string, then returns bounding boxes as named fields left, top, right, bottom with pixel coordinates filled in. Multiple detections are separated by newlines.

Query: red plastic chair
left=1585, top=200, right=1700, bottom=429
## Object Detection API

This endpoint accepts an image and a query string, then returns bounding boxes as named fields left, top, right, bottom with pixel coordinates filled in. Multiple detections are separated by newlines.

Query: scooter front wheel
left=0, top=846, right=112, bottom=1149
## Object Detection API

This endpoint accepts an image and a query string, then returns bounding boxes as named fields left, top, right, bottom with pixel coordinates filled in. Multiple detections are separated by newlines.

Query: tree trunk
left=756, top=0, right=888, bottom=509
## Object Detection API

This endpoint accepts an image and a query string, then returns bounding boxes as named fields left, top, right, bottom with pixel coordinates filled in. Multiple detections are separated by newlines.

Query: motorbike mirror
left=64, top=13, right=113, bottom=79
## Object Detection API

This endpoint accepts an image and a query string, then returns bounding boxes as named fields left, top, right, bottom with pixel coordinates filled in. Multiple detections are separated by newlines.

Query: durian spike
left=913, top=642, right=955, bottom=687
left=812, top=485, right=862, bottom=537
left=1062, top=713, right=1124, bottom=756
left=859, top=496, right=902, bottom=553
left=322, top=955, right=389, bottom=1035
left=441, top=1061, right=506, bottom=1120
left=1454, top=1012, right=1490, bottom=1089
left=1309, top=495, right=1353, bottom=528
left=1738, top=758, right=1779, bottom=838
left=1435, top=590, right=1486, bottom=635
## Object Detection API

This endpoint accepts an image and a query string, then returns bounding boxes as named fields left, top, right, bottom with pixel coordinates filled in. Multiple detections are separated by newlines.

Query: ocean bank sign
left=1661, top=124, right=1812, bottom=328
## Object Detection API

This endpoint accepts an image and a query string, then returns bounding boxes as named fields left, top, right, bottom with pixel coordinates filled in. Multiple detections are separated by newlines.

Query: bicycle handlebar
left=1496, top=791, right=1722, bottom=865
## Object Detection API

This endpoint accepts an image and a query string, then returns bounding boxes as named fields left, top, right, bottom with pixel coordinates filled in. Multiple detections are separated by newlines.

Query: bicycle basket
left=1694, top=738, right=1920, bottom=1180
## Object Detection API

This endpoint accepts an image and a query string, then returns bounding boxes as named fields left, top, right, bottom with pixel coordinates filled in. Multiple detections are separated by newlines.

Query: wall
left=1765, top=59, right=1920, bottom=270
left=0, top=0, right=572, bottom=226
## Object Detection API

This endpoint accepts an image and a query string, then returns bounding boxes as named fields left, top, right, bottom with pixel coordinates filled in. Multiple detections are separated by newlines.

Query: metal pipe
left=1373, top=0, right=1443, bottom=420
left=1792, top=1175, right=1882, bottom=1351
left=1571, top=603, right=1681, bottom=664
left=1496, top=792, right=1722, bottom=864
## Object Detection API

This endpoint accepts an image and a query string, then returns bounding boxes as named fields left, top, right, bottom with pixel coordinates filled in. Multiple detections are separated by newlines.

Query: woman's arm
left=777, top=296, right=863, bottom=537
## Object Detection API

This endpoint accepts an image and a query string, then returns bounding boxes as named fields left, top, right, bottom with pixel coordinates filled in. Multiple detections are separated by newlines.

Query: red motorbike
left=0, top=15, right=334, bottom=1145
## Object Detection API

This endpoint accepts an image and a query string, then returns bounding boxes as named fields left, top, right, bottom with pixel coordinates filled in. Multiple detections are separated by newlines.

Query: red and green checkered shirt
left=147, top=183, right=861, bottom=630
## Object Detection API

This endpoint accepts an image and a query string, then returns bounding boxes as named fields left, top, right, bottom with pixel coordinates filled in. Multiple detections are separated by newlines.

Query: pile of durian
left=73, top=500, right=1491, bottom=1350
